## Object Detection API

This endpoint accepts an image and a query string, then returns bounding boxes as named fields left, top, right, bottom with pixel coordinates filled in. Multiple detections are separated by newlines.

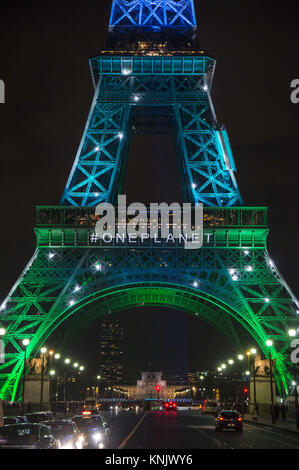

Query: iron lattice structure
left=109, top=0, right=196, bottom=28
left=0, top=0, right=298, bottom=400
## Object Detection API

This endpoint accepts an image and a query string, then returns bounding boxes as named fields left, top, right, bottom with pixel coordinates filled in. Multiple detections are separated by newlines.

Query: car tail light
left=219, top=417, right=224, bottom=421
left=238, top=417, right=242, bottom=421
left=173, top=403, right=177, bottom=407
left=82, top=410, right=92, bottom=416
left=165, top=403, right=169, bottom=407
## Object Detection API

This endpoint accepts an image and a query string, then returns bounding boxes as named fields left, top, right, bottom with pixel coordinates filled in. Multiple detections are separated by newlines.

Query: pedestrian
left=281, top=403, right=288, bottom=422
left=274, top=403, right=280, bottom=422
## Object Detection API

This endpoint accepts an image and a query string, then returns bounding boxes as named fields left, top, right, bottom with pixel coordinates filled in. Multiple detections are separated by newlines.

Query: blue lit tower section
left=61, top=0, right=242, bottom=206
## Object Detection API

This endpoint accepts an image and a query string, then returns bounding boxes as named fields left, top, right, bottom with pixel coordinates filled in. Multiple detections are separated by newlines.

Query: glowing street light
left=54, top=353, right=61, bottom=359
left=65, top=358, right=71, bottom=365
left=228, top=359, right=234, bottom=365
left=250, top=348, right=257, bottom=355
left=21, top=339, right=30, bottom=415
left=288, top=329, right=296, bottom=337
left=238, top=354, right=244, bottom=360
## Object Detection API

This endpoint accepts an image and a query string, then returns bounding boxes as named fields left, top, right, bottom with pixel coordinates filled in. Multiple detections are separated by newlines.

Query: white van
left=201, top=400, right=219, bottom=415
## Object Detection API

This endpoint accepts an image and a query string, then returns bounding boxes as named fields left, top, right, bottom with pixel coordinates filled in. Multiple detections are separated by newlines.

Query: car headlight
left=60, top=440, right=74, bottom=449
left=93, top=432, right=103, bottom=443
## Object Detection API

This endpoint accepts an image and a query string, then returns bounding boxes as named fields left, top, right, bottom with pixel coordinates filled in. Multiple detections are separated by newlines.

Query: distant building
left=99, top=320, right=124, bottom=384
left=115, top=369, right=189, bottom=400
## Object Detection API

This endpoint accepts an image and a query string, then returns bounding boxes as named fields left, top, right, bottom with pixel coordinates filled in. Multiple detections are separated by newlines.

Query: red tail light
left=165, top=403, right=169, bottom=407
left=173, top=403, right=177, bottom=407
left=219, top=417, right=224, bottom=421
left=238, top=417, right=242, bottom=421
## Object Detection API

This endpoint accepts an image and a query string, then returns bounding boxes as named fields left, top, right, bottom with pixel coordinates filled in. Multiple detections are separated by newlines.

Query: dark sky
left=0, top=0, right=298, bottom=380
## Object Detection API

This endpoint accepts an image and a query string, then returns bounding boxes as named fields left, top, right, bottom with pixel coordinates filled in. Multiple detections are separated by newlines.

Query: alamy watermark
left=0, top=340, right=5, bottom=364
left=0, top=80, right=5, bottom=104
left=93, top=195, right=203, bottom=250
left=290, top=79, right=299, bottom=104
left=290, top=339, right=299, bottom=364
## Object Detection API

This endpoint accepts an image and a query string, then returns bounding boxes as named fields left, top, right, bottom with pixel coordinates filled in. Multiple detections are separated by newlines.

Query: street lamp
left=249, top=349, right=258, bottom=420
left=40, top=347, right=47, bottom=411
left=238, top=355, right=244, bottom=361
left=288, top=329, right=296, bottom=337
left=54, top=353, right=61, bottom=360
left=0, top=327, right=6, bottom=336
left=266, top=339, right=275, bottom=424
left=21, top=339, right=30, bottom=415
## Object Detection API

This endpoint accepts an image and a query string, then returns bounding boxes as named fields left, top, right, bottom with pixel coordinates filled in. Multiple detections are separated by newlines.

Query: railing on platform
left=36, top=206, right=268, bottom=228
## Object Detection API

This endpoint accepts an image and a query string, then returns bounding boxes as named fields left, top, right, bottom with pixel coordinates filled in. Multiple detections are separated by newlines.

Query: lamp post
left=21, top=339, right=30, bottom=415
left=40, top=347, right=47, bottom=411
left=250, top=348, right=258, bottom=420
left=64, top=358, right=71, bottom=409
left=266, top=340, right=275, bottom=424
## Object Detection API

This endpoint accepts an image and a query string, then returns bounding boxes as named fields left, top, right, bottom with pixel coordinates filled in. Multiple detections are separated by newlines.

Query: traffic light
left=243, top=387, right=249, bottom=395
left=156, top=385, right=161, bottom=392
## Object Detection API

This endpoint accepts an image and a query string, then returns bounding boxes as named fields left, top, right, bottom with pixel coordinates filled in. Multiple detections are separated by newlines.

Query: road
left=97, top=409, right=299, bottom=450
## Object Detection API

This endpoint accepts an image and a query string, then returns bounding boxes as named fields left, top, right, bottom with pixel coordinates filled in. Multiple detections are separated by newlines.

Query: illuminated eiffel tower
left=0, top=0, right=298, bottom=401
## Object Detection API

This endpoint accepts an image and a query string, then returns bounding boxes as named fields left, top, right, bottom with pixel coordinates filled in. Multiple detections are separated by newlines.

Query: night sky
left=0, top=0, right=298, bottom=380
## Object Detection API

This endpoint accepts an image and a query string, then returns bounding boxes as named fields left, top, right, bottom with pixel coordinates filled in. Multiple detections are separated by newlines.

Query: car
left=0, top=423, right=59, bottom=449
left=215, top=410, right=243, bottom=432
left=14, top=416, right=29, bottom=424
left=202, top=400, right=219, bottom=416
left=3, top=416, right=21, bottom=425
left=44, top=420, right=84, bottom=449
left=71, top=415, right=111, bottom=449
left=163, top=401, right=177, bottom=411
left=25, top=412, right=52, bottom=423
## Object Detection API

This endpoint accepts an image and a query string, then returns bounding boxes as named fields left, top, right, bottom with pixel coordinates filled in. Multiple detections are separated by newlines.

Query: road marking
left=118, top=412, right=149, bottom=449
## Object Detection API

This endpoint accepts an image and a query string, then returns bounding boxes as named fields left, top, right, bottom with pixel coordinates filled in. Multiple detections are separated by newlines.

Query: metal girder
left=61, top=64, right=242, bottom=207
left=0, top=211, right=298, bottom=400
left=109, top=0, right=196, bottom=28
left=1, top=0, right=297, bottom=405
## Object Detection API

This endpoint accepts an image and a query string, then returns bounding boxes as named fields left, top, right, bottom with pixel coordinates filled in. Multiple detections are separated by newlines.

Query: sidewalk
left=244, top=414, right=299, bottom=434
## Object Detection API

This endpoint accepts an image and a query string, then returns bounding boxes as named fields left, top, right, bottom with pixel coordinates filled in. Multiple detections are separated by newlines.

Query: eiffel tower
left=0, top=0, right=298, bottom=401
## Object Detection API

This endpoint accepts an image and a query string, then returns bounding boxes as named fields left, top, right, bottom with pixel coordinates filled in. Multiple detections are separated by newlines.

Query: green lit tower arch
left=0, top=0, right=298, bottom=400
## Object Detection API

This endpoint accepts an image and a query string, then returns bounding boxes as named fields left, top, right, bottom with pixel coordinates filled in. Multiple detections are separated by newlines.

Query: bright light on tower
left=23, top=339, right=30, bottom=347
left=266, top=339, right=273, bottom=347
left=41, top=347, right=47, bottom=354
left=288, top=329, right=296, bottom=337
left=0, top=327, right=6, bottom=336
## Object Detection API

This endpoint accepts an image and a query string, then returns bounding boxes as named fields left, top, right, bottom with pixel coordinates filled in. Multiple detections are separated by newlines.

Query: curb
left=244, top=418, right=299, bottom=436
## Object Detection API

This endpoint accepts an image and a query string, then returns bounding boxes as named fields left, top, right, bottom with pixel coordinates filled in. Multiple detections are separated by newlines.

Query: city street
left=96, top=410, right=299, bottom=450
